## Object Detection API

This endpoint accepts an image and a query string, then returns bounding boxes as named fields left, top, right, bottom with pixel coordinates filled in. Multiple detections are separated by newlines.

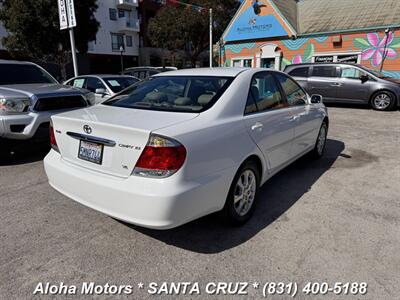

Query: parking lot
left=0, top=106, right=399, bottom=299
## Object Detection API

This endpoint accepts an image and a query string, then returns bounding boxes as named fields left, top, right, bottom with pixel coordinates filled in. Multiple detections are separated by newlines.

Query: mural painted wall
left=223, top=30, right=400, bottom=78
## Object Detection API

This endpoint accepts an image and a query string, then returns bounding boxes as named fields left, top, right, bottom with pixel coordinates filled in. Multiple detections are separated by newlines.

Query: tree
left=148, top=0, right=239, bottom=66
left=0, top=0, right=99, bottom=79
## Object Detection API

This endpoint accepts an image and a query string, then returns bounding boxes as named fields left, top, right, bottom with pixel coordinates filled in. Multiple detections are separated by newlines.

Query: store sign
left=337, top=54, right=358, bottom=63
left=224, top=3, right=289, bottom=42
left=315, top=56, right=334, bottom=63
left=58, top=0, right=77, bottom=30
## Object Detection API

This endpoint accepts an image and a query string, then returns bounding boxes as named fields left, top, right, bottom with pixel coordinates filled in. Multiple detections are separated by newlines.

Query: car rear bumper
left=44, top=150, right=234, bottom=229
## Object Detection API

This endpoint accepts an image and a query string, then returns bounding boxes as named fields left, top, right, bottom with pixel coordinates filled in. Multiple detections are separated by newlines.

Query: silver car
left=284, top=63, right=400, bottom=111
left=0, top=60, right=92, bottom=156
left=64, top=75, right=140, bottom=104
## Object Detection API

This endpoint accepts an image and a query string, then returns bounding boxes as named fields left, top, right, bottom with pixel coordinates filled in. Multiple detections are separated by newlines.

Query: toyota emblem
left=83, top=125, right=92, bottom=134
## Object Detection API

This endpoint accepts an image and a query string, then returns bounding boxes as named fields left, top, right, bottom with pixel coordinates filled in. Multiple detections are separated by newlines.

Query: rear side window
left=312, top=66, right=338, bottom=78
left=275, top=74, right=308, bottom=106
left=246, top=73, right=285, bottom=113
left=288, top=67, right=309, bottom=77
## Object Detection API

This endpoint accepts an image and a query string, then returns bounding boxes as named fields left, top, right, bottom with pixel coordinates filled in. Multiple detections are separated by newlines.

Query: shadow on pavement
left=127, top=139, right=345, bottom=254
left=0, top=139, right=50, bottom=166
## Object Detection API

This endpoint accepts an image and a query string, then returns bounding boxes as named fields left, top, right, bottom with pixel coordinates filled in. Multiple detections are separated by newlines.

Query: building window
left=111, top=33, right=124, bottom=51
left=232, top=58, right=253, bottom=67
left=232, top=60, right=241, bottom=67
left=126, top=35, right=133, bottom=47
left=109, top=8, right=117, bottom=21
left=243, top=59, right=252, bottom=68
left=119, top=9, right=126, bottom=18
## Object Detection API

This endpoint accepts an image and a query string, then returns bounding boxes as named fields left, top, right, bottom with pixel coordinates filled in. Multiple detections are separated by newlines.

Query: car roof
left=0, top=59, right=37, bottom=65
left=86, top=74, right=135, bottom=78
left=152, top=67, right=251, bottom=77
left=285, top=62, right=360, bottom=68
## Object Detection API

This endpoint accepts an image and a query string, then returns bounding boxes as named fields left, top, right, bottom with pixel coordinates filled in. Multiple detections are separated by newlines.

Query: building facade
left=222, top=0, right=400, bottom=78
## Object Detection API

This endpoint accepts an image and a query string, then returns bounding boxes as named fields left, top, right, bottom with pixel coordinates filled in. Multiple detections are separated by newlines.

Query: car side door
left=337, top=66, right=374, bottom=103
left=308, top=65, right=340, bottom=101
left=243, top=72, right=295, bottom=173
left=275, top=73, right=322, bottom=157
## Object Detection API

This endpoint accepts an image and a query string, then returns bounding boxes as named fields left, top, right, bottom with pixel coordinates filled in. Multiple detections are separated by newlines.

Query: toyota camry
left=44, top=68, right=329, bottom=229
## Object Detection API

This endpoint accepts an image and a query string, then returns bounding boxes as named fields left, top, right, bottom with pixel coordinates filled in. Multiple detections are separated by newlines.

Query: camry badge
left=83, top=125, right=92, bottom=134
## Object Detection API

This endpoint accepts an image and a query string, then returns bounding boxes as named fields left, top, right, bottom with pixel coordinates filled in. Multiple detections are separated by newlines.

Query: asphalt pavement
left=0, top=106, right=399, bottom=299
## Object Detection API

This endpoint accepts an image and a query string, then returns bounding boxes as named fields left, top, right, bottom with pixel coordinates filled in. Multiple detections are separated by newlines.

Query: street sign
left=58, top=0, right=76, bottom=30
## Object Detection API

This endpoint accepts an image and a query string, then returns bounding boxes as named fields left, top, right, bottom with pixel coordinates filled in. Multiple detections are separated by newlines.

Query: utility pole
left=209, top=8, right=213, bottom=68
left=69, top=28, right=79, bottom=77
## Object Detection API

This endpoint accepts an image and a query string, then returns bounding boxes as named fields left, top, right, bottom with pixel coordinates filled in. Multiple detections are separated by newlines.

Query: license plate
left=78, top=140, right=104, bottom=165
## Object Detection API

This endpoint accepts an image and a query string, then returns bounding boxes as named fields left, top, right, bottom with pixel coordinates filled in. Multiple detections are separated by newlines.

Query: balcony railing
left=118, top=18, right=140, bottom=33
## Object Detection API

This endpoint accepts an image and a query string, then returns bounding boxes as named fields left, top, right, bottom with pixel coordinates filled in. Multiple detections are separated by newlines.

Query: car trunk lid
left=52, top=105, right=198, bottom=177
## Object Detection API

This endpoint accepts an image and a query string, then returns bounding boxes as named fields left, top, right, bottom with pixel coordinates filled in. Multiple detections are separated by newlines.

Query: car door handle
left=290, top=115, right=300, bottom=122
left=330, top=83, right=343, bottom=87
left=251, top=122, right=263, bottom=131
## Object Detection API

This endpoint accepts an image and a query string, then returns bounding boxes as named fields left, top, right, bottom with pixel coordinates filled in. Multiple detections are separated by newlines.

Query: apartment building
left=0, top=0, right=140, bottom=75
left=88, top=0, right=140, bottom=72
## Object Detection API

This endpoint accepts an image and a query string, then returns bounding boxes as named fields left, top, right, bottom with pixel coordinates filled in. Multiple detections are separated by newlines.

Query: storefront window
left=243, top=59, right=252, bottom=68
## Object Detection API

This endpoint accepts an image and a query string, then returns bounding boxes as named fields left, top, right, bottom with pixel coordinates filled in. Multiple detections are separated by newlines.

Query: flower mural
left=355, top=32, right=400, bottom=67
left=282, top=43, right=315, bottom=68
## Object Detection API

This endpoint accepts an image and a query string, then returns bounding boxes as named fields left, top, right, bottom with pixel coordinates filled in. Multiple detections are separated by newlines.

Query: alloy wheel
left=233, top=170, right=257, bottom=217
left=317, top=125, right=327, bottom=155
left=373, top=93, right=391, bottom=110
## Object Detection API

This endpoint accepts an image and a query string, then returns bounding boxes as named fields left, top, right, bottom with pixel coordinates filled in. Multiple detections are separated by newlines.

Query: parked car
left=0, top=60, right=93, bottom=157
left=64, top=75, right=139, bottom=104
left=284, top=62, right=400, bottom=111
left=123, top=66, right=177, bottom=80
left=44, top=68, right=328, bottom=229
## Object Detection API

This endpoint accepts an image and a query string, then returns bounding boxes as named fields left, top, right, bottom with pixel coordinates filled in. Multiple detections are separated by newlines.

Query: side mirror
left=359, top=74, right=369, bottom=82
left=95, top=88, right=108, bottom=96
left=310, top=94, right=323, bottom=104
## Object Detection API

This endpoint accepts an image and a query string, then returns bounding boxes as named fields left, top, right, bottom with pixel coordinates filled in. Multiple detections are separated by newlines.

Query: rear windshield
left=0, top=64, right=57, bottom=85
left=104, top=77, right=139, bottom=93
left=104, top=76, right=234, bottom=113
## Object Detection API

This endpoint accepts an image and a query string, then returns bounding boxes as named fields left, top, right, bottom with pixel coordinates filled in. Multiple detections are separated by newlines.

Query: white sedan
left=44, top=68, right=329, bottom=229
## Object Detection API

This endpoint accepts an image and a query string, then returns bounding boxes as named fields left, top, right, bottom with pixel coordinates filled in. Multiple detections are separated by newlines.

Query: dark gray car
left=284, top=63, right=400, bottom=111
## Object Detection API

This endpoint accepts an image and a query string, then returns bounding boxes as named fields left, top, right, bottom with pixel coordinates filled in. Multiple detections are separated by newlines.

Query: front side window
left=0, top=64, right=57, bottom=85
left=86, top=77, right=106, bottom=93
left=104, top=77, right=139, bottom=93
left=312, top=66, right=338, bottom=78
left=341, top=67, right=362, bottom=79
left=248, top=73, right=285, bottom=113
left=104, top=76, right=234, bottom=113
left=275, top=74, right=307, bottom=106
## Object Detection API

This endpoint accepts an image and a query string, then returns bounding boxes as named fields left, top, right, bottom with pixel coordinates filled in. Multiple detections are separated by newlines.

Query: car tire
left=311, top=122, right=328, bottom=159
left=371, top=91, right=396, bottom=111
left=223, top=160, right=260, bottom=226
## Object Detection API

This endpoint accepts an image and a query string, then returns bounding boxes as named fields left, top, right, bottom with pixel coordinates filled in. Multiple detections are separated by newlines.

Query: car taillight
left=49, top=123, right=59, bottom=153
left=133, top=134, right=186, bottom=178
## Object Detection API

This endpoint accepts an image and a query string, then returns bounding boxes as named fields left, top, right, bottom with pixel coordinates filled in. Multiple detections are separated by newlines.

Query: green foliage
left=0, top=0, right=99, bottom=65
left=148, top=0, right=240, bottom=65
